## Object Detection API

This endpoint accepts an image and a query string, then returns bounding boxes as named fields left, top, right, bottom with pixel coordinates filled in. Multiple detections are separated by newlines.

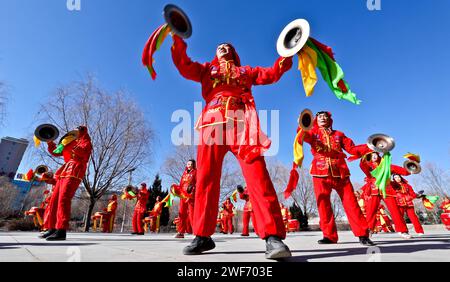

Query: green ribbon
left=371, top=152, right=392, bottom=198
left=306, top=40, right=361, bottom=105
left=53, top=144, right=65, bottom=154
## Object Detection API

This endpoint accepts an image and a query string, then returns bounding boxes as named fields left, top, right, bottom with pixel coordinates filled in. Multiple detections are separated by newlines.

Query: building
left=0, top=136, right=29, bottom=179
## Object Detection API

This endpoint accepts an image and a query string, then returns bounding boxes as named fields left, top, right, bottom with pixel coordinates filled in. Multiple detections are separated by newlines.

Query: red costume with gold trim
left=149, top=197, right=164, bottom=233
left=300, top=113, right=369, bottom=242
left=239, top=187, right=255, bottom=236
left=358, top=154, right=409, bottom=233
left=102, top=195, right=118, bottom=233
left=174, top=167, right=196, bottom=235
left=171, top=35, right=291, bottom=240
left=374, top=204, right=395, bottom=233
left=280, top=204, right=291, bottom=232
left=221, top=198, right=235, bottom=234
left=132, top=184, right=149, bottom=234
left=43, top=126, right=92, bottom=231
left=391, top=176, right=424, bottom=234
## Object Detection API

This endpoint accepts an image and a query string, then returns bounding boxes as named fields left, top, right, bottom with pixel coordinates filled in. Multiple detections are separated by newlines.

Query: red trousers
left=178, top=199, right=194, bottom=234
left=241, top=210, right=255, bottom=235
left=132, top=209, right=145, bottom=233
left=313, top=176, right=369, bottom=242
left=193, top=139, right=286, bottom=239
left=43, top=177, right=81, bottom=230
left=399, top=206, right=424, bottom=233
left=365, top=195, right=408, bottom=233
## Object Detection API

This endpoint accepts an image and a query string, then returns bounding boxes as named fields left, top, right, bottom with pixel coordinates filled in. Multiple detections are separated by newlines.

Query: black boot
left=318, top=237, right=337, bottom=244
left=265, top=236, right=292, bottom=259
left=359, top=236, right=376, bottom=246
left=46, top=229, right=67, bottom=241
left=39, top=229, right=56, bottom=239
left=183, top=236, right=215, bottom=255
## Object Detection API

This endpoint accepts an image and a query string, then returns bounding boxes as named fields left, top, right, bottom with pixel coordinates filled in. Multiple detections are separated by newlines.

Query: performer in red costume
left=131, top=183, right=149, bottom=235
left=391, top=173, right=424, bottom=235
left=237, top=185, right=255, bottom=236
left=174, top=160, right=197, bottom=239
left=149, top=196, right=164, bottom=233
left=171, top=35, right=292, bottom=259
left=39, top=172, right=56, bottom=232
left=102, top=194, right=118, bottom=233
left=40, top=126, right=92, bottom=241
left=358, top=151, right=412, bottom=239
left=221, top=198, right=235, bottom=234
left=297, top=112, right=374, bottom=245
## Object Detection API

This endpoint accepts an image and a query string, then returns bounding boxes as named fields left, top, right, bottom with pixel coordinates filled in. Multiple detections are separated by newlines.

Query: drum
left=441, top=213, right=450, bottom=231
left=288, top=219, right=299, bottom=232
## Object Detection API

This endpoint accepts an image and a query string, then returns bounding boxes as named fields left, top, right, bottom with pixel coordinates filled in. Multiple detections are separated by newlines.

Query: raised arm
left=47, top=141, right=62, bottom=157
left=171, top=35, right=207, bottom=82
left=251, top=56, right=293, bottom=85
left=391, top=164, right=411, bottom=176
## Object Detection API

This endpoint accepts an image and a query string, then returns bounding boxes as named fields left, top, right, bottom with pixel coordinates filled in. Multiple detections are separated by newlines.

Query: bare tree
left=418, top=162, right=450, bottom=197
left=291, top=168, right=317, bottom=217
left=34, top=76, right=154, bottom=231
left=0, top=177, right=19, bottom=218
left=162, top=145, right=196, bottom=183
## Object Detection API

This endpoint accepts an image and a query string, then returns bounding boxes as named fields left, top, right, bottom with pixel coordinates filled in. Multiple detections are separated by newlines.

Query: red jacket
left=391, top=180, right=417, bottom=207
left=238, top=187, right=252, bottom=212
left=179, top=168, right=196, bottom=201
left=171, top=35, right=292, bottom=162
left=135, top=187, right=149, bottom=212
left=301, top=114, right=362, bottom=178
left=360, top=160, right=410, bottom=197
left=222, top=201, right=234, bottom=217
left=48, top=128, right=92, bottom=180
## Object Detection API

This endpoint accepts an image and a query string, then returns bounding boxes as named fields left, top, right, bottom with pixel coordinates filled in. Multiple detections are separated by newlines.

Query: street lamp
left=120, top=167, right=136, bottom=233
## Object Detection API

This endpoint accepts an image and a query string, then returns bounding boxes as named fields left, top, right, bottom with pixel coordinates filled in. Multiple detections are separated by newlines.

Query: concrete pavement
left=1, top=225, right=449, bottom=262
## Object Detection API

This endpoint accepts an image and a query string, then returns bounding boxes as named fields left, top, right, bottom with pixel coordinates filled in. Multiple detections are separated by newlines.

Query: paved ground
left=1, top=225, right=449, bottom=262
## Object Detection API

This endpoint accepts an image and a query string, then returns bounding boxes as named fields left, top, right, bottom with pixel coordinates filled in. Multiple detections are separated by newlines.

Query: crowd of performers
left=23, top=31, right=449, bottom=261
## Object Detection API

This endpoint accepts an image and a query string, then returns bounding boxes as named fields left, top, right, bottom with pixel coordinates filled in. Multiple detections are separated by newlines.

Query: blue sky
left=1, top=0, right=449, bottom=188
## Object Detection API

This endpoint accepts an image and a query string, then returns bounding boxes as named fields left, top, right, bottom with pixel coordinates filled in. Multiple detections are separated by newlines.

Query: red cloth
left=171, top=36, right=289, bottom=240
left=43, top=128, right=92, bottom=230
left=313, top=177, right=369, bottom=242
